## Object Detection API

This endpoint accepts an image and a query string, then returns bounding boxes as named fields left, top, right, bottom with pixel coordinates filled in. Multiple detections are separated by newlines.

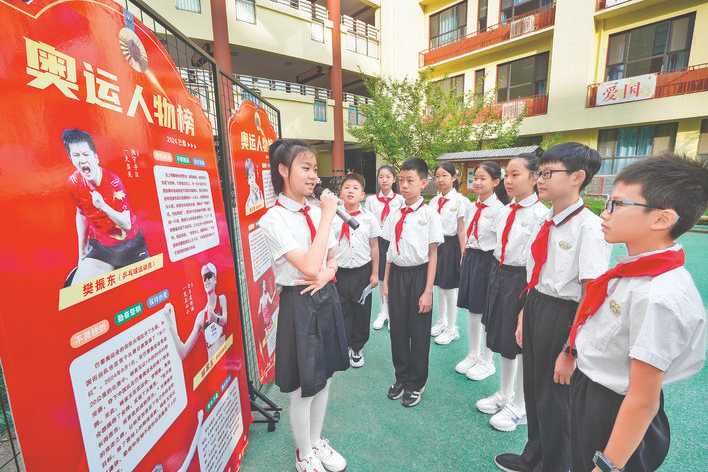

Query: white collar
left=480, top=193, right=498, bottom=206
left=618, top=243, right=682, bottom=264
left=438, top=188, right=458, bottom=199
left=513, top=193, right=539, bottom=208
left=404, top=196, right=425, bottom=211
left=550, top=198, right=584, bottom=224
left=378, top=190, right=396, bottom=199
left=277, top=193, right=307, bottom=211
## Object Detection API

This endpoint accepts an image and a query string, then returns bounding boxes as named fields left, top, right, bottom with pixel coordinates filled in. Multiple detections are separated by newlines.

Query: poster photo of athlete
left=244, top=158, right=264, bottom=215
left=64, top=128, right=148, bottom=286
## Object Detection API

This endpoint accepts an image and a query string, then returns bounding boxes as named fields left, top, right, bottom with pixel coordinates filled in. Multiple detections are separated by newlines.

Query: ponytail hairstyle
left=434, top=161, right=459, bottom=190
left=268, top=139, right=314, bottom=194
left=477, top=161, right=509, bottom=204
left=376, top=164, right=399, bottom=194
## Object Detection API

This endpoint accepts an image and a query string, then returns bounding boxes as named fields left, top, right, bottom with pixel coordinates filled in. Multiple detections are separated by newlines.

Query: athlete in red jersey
left=64, top=129, right=148, bottom=285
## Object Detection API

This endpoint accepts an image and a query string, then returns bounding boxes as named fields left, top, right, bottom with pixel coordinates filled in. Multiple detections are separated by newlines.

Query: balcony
left=236, top=75, right=372, bottom=105
left=420, top=5, right=555, bottom=68
left=492, top=95, right=549, bottom=120
left=586, top=64, right=708, bottom=107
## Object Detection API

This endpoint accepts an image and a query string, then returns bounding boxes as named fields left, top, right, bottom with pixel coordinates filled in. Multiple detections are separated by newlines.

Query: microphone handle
left=336, top=208, right=360, bottom=230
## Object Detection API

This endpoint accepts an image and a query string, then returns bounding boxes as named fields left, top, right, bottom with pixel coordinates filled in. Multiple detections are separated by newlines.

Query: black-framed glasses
left=604, top=198, right=660, bottom=214
left=534, top=169, right=572, bottom=180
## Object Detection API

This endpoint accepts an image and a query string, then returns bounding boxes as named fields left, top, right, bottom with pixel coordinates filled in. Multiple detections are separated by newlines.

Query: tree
left=348, top=74, right=523, bottom=169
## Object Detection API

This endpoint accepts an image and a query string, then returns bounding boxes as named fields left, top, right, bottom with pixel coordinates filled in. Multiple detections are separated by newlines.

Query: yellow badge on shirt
left=609, top=300, right=621, bottom=315
left=558, top=241, right=572, bottom=250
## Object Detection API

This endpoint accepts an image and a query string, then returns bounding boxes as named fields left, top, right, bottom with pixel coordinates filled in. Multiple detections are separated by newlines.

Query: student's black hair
left=62, top=129, right=96, bottom=154
left=510, top=152, right=540, bottom=173
left=268, top=139, right=314, bottom=194
left=377, top=164, right=399, bottom=193
left=477, top=161, right=509, bottom=204
left=434, top=162, right=460, bottom=190
left=341, top=172, right=366, bottom=189
left=615, top=155, right=708, bottom=239
left=400, top=157, right=429, bottom=180
left=539, top=142, right=601, bottom=191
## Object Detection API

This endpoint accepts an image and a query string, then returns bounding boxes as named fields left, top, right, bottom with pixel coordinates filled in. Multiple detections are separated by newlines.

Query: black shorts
left=85, top=230, right=149, bottom=268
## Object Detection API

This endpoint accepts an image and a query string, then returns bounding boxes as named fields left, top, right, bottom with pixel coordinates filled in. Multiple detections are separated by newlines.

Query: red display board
left=228, top=102, right=279, bottom=385
left=0, top=1, right=251, bottom=470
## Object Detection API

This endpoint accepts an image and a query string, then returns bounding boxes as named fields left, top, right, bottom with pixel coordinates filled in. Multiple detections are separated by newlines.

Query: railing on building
left=586, top=63, right=708, bottom=107
left=266, top=0, right=326, bottom=21
left=341, top=14, right=379, bottom=59
left=236, top=75, right=373, bottom=106
left=595, top=0, right=633, bottom=10
left=491, top=94, right=549, bottom=119
left=420, top=5, right=556, bottom=67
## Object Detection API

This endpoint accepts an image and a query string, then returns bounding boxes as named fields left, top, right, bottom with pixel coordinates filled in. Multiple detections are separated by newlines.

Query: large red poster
left=228, top=102, right=279, bottom=385
left=0, top=1, right=251, bottom=470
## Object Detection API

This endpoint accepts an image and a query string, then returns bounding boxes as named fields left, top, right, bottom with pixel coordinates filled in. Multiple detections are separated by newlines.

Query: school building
left=153, top=0, right=708, bottom=194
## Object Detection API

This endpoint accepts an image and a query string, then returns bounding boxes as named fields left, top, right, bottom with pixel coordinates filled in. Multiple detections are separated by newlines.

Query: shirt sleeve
left=368, top=214, right=381, bottom=239
left=456, top=196, right=468, bottom=220
left=110, top=175, right=131, bottom=212
left=428, top=208, right=445, bottom=245
left=629, top=294, right=699, bottom=372
left=257, top=212, right=299, bottom=261
left=327, top=218, right=338, bottom=250
left=577, top=217, right=611, bottom=281
left=381, top=211, right=394, bottom=242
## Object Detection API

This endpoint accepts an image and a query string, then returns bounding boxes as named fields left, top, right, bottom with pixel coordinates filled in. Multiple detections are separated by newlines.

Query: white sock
left=500, top=356, right=517, bottom=400
left=512, top=355, right=525, bottom=411
left=379, top=290, right=389, bottom=318
left=309, top=380, right=331, bottom=445
left=435, top=286, right=446, bottom=326
left=445, top=289, right=458, bottom=331
left=479, top=325, right=494, bottom=365
left=467, top=312, right=482, bottom=358
left=290, top=389, right=314, bottom=458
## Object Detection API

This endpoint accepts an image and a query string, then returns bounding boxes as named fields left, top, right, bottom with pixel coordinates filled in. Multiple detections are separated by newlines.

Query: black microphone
left=313, top=184, right=360, bottom=230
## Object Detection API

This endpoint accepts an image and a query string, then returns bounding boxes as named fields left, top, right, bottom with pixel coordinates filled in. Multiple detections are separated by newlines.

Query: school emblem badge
left=558, top=240, right=572, bottom=250
left=609, top=300, right=621, bottom=315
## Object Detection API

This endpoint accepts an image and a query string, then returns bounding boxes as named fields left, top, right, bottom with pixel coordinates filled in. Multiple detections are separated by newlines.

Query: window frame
left=597, top=123, right=678, bottom=174
left=429, top=1, right=468, bottom=49
left=604, top=13, right=695, bottom=81
left=176, top=0, right=202, bottom=14
left=235, top=0, right=257, bottom=24
left=500, top=0, right=552, bottom=24
left=496, top=51, right=549, bottom=103
left=314, top=99, right=327, bottom=122
left=474, top=68, right=485, bottom=97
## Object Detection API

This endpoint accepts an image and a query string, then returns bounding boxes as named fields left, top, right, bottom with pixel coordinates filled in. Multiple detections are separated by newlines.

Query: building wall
left=150, top=0, right=214, bottom=41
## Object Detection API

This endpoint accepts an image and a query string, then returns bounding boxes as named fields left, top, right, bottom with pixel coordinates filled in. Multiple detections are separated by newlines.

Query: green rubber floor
left=241, top=232, right=708, bottom=471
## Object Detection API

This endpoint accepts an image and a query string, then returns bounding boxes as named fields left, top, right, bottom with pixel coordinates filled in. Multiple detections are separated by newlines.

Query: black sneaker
left=387, top=382, right=404, bottom=400
left=494, top=453, right=528, bottom=472
left=401, top=389, right=423, bottom=407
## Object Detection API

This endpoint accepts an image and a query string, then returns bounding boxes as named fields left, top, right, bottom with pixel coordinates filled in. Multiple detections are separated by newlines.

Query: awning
left=438, top=145, right=541, bottom=162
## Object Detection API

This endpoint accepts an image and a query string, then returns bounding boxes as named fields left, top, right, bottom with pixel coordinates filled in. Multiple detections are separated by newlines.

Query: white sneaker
left=490, top=404, right=527, bottom=432
left=430, top=320, right=447, bottom=337
left=466, top=361, right=496, bottom=381
left=372, top=312, right=388, bottom=330
left=476, top=391, right=508, bottom=415
left=455, top=355, right=478, bottom=374
left=312, top=438, right=347, bottom=472
left=434, top=327, right=460, bottom=345
left=350, top=349, right=364, bottom=368
left=295, top=450, right=325, bottom=472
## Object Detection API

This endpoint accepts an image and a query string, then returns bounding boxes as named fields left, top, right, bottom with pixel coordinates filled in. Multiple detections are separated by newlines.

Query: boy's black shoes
left=387, top=382, right=404, bottom=400
left=494, top=453, right=528, bottom=472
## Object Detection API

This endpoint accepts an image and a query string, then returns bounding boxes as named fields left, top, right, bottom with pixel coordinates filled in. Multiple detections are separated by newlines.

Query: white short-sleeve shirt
left=257, top=193, right=336, bottom=287
left=332, top=207, right=380, bottom=269
left=365, top=191, right=405, bottom=234
left=576, top=245, right=706, bottom=395
left=493, top=194, right=548, bottom=267
left=383, top=197, right=445, bottom=267
left=526, top=198, right=612, bottom=302
left=429, top=188, right=467, bottom=237
left=465, top=193, right=505, bottom=251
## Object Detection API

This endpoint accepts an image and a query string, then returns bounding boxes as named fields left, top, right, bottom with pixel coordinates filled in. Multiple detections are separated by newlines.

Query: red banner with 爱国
left=0, top=1, right=251, bottom=470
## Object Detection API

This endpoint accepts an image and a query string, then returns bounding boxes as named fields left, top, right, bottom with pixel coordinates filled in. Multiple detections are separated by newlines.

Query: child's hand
left=515, top=310, right=524, bottom=348
left=369, top=274, right=379, bottom=288
left=554, top=352, right=576, bottom=385
left=296, top=268, right=333, bottom=296
left=418, top=289, right=433, bottom=314
left=319, top=188, right=338, bottom=219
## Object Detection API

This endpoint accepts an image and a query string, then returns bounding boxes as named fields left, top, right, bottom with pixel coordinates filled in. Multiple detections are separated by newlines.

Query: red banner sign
left=0, top=1, right=251, bottom=470
left=228, top=101, right=280, bottom=385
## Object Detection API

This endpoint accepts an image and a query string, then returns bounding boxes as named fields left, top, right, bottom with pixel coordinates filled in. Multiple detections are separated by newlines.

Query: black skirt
left=484, top=263, right=527, bottom=359
left=457, top=248, right=494, bottom=313
left=571, top=369, right=670, bottom=472
left=377, top=236, right=390, bottom=282
left=275, top=282, right=349, bottom=397
left=434, top=235, right=461, bottom=289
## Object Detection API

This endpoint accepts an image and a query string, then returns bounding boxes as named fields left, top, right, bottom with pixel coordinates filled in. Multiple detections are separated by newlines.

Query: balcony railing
left=492, top=94, right=549, bottom=119
left=235, top=75, right=373, bottom=105
left=596, top=0, right=633, bottom=10
left=420, top=5, right=555, bottom=67
left=266, top=0, right=328, bottom=21
left=586, top=63, right=708, bottom=107
left=342, top=14, right=379, bottom=58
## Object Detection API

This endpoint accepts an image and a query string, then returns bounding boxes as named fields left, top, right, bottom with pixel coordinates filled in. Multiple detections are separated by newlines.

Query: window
left=314, top=99, right=327, bottom=122
left=474, top=69, right=485, bottom=97
left=496, top=52, right=549, bottom=102
left=500, top=0, right=552, bottom=23
left=348, top=106, right=365, bottom=126
left=606, top=14, right=695, bottom=80
left=597, top=123, right=677, bottom=174
left=436, top=75, right=465, bottom=99
left=311, top=21, right=325, bottom=42
left=236, top=0, right=256, bottom=24
left=698, top=119, right=708, bottom=158
left=477, top=0, right=488, bottom=31
left=176, top=0, right=201, bottom=13
left=429, top=2, right=467, bottom=49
